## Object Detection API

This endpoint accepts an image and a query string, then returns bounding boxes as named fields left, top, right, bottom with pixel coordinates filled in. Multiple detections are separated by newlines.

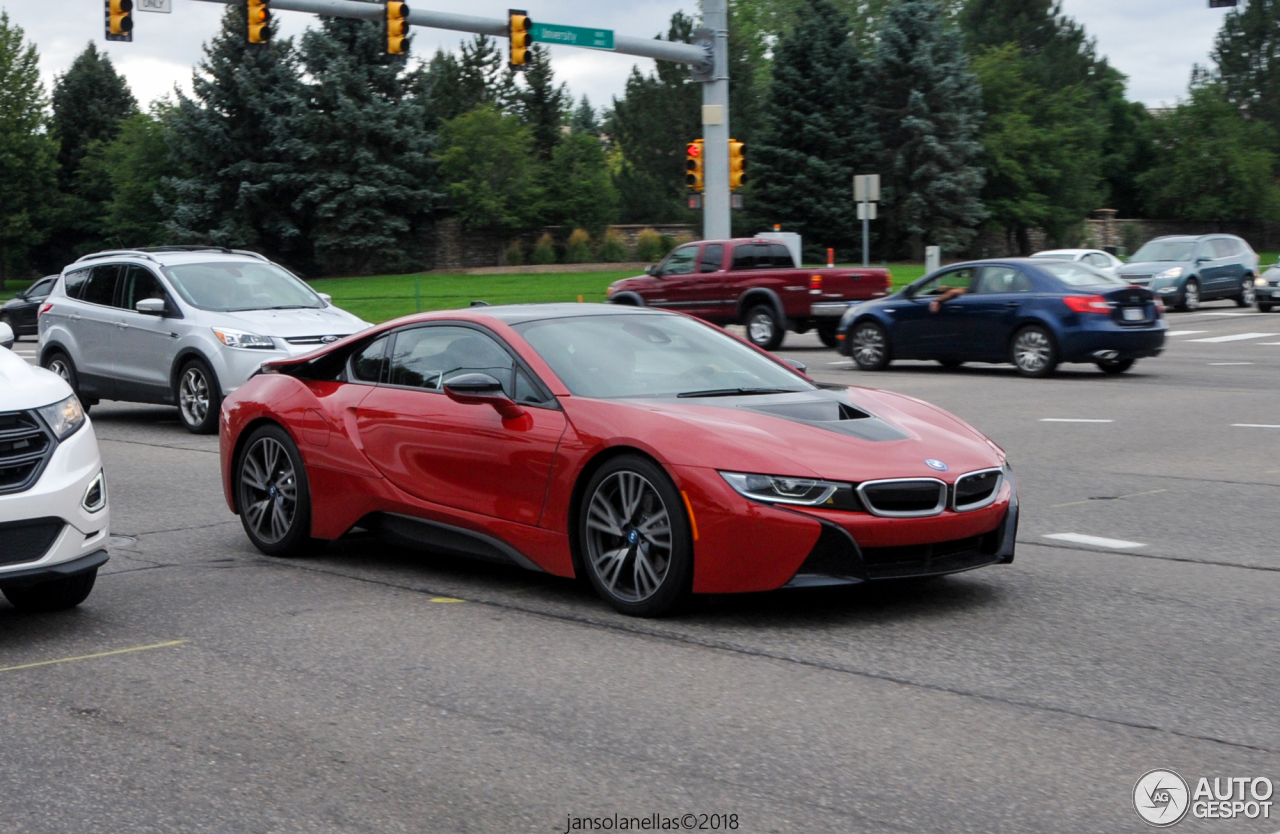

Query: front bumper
left=0, top=422, right=110, bottom=580
left=210, top=341, right=331, bottom=397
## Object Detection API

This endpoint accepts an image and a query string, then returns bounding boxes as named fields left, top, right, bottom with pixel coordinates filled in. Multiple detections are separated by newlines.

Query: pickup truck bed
left=606, top=238, right=891, bottom=349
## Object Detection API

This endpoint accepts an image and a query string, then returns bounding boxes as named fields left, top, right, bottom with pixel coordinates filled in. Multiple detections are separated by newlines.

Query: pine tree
left=871, top=0, right=986, bottom=257
left=751, top=0, right=874, bottom=257
left=165, top=5, right=310, bottom=268
left=0, top=12, right=58, bottom=289
left=569, top=96, right=599, bottom=136
left=959, top=0, right=1094, bottom=90
left=1213, top=0, right=1280, bottom=137
left=51, top=43, right=138, bottom=189
left=606, top=12, right=701, bottom=224
left=289, top=17, right=440, bottom=274
left=517, top=46, right=567, bottom=160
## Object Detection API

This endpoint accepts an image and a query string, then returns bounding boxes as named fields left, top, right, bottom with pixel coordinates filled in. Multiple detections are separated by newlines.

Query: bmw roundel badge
left=925, top=459, right=949, bottom=472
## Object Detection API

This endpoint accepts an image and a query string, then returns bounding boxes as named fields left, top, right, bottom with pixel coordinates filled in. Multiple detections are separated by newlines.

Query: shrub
left=635, top=228, right=665, bottom=262
left=598, top=228, right=629, bottom=262
left=565, top=228, right=593, bottom=263
left=504, top=240, right=524, bottom=266
left=532, top=232, right=558, bottom=264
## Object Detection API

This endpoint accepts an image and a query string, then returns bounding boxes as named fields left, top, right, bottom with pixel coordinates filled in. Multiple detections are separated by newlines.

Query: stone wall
left=427, top=220, right=700, bottom=270
left=1085, top=216, right=1280, bottom=255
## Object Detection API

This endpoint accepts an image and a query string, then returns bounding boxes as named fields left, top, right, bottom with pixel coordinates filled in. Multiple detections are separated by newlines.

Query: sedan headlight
left=721, top=471, right=845, bottom=506
left=1256, top=276, right=1269, bottom=287
left=1154, top=267, right=1183, bottom=281
left=37, top=394, right=85, bottom=440
left=212, top=328, right=276, bottom=350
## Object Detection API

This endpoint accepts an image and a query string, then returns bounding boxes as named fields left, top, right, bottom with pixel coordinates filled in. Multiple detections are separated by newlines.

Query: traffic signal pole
left=699, top=0, right=730, bottom=241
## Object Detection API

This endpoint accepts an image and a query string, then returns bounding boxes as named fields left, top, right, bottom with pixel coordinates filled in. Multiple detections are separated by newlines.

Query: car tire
left=744, top=305, right=785, bottom=351
left=578, top=455, right=693, bottom=618
left=1178, top=279, right=1200, bottom=312
left=850, top=321, right=891, bottom=371
left=1010, top=325, right=1058, bottom=378
left=937, top=359, right=964, bottom=369
left=42, top=350, right=91, bottom=414
left=2, top=570, right=97, bottom=613
left=817, top=324, right=839, bottom=348
left=1259, top=302, right=1274, bottom=313
left=235, top=424, right=323, bottom=558
left=176, top=359, right=222, bottom=435
left=1237, top=277, right=1257, bottom=308
left=1096, top=357, right=1135, bottom=374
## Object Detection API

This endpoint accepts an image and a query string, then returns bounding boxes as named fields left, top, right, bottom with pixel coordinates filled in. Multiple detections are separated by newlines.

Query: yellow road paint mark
left=0, top=639, right=187, bottom=674
left=1052, top=488, right=1168, bottom=509
left=681, top=491, right=700, bottom=542
left=431, top=597, right=465, bottom=604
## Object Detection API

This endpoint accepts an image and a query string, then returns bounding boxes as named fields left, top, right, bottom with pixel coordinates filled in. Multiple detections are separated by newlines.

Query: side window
left=388, top=326, right=516, bottom=396
left=699, top=244, right=724, bottom=273
left=119, top=265, right=169, bottom=311
left=63, top=268, right=91, bottom=300
left=1084, top=253, right=1109, bottom=268
left=1211, top=239, right=1234, bottom=258
left=349, top=336, right=388, bottom=384
left=661, top=245, right=698, bottom=276
left=769, top=244, right=795, bottom=268
left=514, top=368, right=550, bottom=405
left=81, top=265, right=123, bottom=307
left=731, top=244, right=756, bottom=271
left=26, top=278, right=55, bottom=301
left=917, top=268, right=976, bottom=296
left=975, top=266, right=1031, bottom=294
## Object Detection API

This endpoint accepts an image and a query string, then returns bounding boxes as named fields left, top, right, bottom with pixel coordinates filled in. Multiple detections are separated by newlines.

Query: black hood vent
left=736, top=391, right=910, bottom=442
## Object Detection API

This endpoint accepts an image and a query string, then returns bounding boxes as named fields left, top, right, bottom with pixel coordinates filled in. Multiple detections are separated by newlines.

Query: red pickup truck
left=605, top=238, right=891, bottom=350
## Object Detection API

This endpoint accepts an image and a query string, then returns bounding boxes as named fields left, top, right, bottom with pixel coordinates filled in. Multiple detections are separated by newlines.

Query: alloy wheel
left=48, top=358, right=70, bottom=382
left=1014, top=329, right=1051, bottom=373
left=747, top=313, right=774, bottom=346
left=853, top=324, right=886, bottom=367
left=179, top=367, right=210, bottom=427
left=239, top=436, right=298, bottom=545
left=1185, top=281, right=1200, bottom=311
left=584, top=470, right=673, bottom=604
left=1243, top=281, right=1257, bottom=307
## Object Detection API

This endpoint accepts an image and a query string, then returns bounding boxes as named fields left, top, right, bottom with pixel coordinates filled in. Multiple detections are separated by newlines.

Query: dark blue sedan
left=835, top=259, right=1166, bottom=377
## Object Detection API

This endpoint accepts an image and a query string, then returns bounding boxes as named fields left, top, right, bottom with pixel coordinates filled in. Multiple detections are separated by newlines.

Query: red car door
left=355, top=324, right=567, bottom=527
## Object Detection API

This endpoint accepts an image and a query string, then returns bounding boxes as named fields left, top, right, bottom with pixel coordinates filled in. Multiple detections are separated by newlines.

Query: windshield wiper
left=676, top=387, right=804, bottom=398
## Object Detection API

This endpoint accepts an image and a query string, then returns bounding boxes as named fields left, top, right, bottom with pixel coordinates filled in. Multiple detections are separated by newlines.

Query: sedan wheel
left=1238, top=278, right=1257, bottom=308
left=1011, top=326, right=1058, bottom=378
left=177, top=360, right=221, bottom=435
left=580, top=456, right=692, bottom=617
left=1180, top=279, right=1200, bottom=312
left=851, top=321, right=891, bottom=371
left=236, top=425, right=318, bottom=557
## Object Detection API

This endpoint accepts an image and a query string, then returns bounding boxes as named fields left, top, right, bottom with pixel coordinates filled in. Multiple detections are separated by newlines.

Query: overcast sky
left=5, top=0, right=1231, bottom=113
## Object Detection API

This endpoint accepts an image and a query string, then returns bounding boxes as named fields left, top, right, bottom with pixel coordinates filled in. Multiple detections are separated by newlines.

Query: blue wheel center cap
left=269, top=486, right=277, bottom=497
left=627, top=530, right=639, bottom=545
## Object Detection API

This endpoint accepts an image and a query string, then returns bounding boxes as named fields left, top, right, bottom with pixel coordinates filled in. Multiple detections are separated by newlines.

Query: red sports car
left=219, top=304, right=1017, bottom=617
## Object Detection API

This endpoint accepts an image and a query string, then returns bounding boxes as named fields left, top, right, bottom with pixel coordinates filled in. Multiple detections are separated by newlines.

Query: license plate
left=1122, top=307, right=1145, bottom=321
left=1272, top=289, right=1280, bottom=298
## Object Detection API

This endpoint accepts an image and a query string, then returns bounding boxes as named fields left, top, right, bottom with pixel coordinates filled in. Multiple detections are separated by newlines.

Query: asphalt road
left=3, top=302, right=1280, bottom=833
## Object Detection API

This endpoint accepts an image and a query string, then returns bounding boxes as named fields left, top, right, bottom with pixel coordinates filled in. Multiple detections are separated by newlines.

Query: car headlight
left=1154, top=267, right=1183, bottom=281
left=82, top=469, right=107, bottom=513
left=606, top=285, right=616, bottom=297
left=1158, top=286, right=1178, bottom=293
left=212, top=328, right=276, bottom=350
left=37, top=394, right=85, bottom=440
left=1256, top=276, right=1269, bottom=287
left=721, top=471, right=847, bottom=506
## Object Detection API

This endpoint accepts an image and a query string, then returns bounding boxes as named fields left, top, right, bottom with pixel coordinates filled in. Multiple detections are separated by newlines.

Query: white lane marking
left=1259, top=342, right=1280, bottom=345
left=1043, top=533, right=1146, bottom=549
left=1202, top=312, right=1256, bottom=317
left=1185, top=332, right=1279, bottom=343
left=1233, top=424, right=1280, bottom=429
left=1209, top=362, right=1253, bottom=366
left=1040, top=418, right=1114, bottom=423
left=1165, top=330, right=1208, bottom=336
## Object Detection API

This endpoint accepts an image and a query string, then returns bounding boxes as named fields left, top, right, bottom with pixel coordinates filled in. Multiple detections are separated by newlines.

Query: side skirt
left=365, top=512, right=545, bottom=574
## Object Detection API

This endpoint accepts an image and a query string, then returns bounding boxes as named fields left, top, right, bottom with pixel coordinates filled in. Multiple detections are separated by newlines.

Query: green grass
left=0, top=279, right=33, bottom=304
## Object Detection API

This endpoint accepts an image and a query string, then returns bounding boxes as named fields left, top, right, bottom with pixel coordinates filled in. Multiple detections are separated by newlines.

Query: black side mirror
left=646, top=265, right=660, bottom=277
left=443, top=373, right=526, bottom=420
left=782, top=358, right=809, bottom=374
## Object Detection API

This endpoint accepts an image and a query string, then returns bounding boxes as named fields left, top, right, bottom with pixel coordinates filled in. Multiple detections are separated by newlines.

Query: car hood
left=0, top=347, right=74, bottom=411
left=565, top=387, right=1004, bottom=483
left=1118, top=261, right=1189, bottom=275
left=210, top=306, right=368, bottom=338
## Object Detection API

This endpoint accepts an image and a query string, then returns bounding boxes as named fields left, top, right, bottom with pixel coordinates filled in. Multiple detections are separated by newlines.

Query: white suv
left=38, top=247, right=369, bottom=433
left=0, top=321, right=109, bottom=612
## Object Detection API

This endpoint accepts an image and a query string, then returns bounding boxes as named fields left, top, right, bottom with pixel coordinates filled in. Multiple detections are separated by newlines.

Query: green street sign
left=529, top=22, right=615, bottom=51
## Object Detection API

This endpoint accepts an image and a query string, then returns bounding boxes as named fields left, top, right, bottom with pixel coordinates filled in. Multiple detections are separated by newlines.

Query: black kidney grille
left=955, top=470, right=1002, bottom=511
left=0, top=517, right=64, bottom=566
left=858, top=480, right=946, bottom=517
left=0, top=411, right=54, bottom=494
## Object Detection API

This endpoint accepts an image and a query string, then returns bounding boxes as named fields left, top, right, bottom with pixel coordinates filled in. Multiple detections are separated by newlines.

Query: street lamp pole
left=700, top=0, right=731, bottom=241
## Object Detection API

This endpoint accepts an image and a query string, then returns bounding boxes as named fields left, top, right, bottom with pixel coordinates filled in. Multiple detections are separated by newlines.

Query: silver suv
left=38, top=247, right=369, bottom=433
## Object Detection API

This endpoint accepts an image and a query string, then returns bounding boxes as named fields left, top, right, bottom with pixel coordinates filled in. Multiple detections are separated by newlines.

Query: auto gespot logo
left=1134, top=769, right=1274, bottom=826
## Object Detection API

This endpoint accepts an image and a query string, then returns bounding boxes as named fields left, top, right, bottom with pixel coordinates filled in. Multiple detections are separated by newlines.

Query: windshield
left=513, top=313, right=814, bottom=399
left=1131, top=240, right=1196, bottom=262
left=163, top=261, right=323, bottom=312
left=1036, top=261, right=1128, bottom=288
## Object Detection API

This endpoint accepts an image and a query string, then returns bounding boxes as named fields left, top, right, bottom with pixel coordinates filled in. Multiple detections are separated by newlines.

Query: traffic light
left=685, top=139, right=704, bottom=191
left=509, top=10, right=532, bottom=70
left=386, top=2, right=410, bottom=55
left=729, top=139, right=746, bottom=190
left=105, top=0, right=133, bottom=42
left=247, top=0, right=270, bottom=45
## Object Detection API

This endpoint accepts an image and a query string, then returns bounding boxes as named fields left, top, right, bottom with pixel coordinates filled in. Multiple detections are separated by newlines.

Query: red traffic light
left=686, top=142, right=702, bottom=158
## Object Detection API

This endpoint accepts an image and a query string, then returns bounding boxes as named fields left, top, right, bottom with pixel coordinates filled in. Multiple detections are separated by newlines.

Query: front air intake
left=953, top=469, right=1004, bottom=512
left=0, top=410, right=55, bottom=495
left=856, top=478, right=947, bottom=518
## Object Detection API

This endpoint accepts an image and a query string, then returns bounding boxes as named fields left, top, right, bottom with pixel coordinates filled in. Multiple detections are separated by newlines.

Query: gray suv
left=1117, top=234, right=1259, bottom=312
left=38, top=247, right=368, bottom=433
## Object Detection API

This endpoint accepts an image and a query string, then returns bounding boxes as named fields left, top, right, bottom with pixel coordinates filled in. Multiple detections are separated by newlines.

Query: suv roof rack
left=74, top=249, right=160, bottom=264
left=139, top=245, right=270, bottom=262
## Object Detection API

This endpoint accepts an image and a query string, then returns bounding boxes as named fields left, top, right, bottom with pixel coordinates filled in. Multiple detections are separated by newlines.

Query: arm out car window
left=699, top=244, right=724, bottom=273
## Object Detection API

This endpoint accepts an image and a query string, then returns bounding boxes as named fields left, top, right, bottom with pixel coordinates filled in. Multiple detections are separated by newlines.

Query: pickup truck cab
left=606, top=238, right=892, bottom=350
